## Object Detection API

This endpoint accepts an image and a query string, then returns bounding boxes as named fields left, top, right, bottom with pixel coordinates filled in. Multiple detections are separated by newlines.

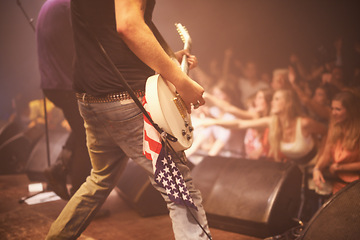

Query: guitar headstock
left=175, top=23, right=192, bottom=49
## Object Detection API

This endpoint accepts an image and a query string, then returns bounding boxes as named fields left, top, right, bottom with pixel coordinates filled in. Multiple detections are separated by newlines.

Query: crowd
left=186, top=36, right=360, bottom=201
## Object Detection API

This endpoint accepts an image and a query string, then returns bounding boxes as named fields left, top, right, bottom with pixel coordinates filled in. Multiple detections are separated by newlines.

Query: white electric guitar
left=145, top=23, right=194, bottom=152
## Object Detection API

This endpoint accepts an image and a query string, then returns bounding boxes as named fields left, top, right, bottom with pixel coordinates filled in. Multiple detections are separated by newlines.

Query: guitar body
left=145, top=23, right=195, bottom=152
left=145, top=74, right=193, bottom=152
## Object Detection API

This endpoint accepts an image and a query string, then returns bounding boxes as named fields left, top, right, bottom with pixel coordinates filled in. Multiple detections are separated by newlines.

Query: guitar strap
left=148, top=20, right=177, bottom=59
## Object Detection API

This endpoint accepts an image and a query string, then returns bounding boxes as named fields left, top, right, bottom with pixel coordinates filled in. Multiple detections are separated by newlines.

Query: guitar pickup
left=173, top=94, right=187, bottom=120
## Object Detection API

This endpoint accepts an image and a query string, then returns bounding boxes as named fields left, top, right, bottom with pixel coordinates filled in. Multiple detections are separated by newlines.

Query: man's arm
left=114, top=0, right=204, bottom=112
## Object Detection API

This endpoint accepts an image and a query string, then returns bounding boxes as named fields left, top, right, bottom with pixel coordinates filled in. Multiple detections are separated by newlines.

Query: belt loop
left=82, top=93, right=86, bottom=102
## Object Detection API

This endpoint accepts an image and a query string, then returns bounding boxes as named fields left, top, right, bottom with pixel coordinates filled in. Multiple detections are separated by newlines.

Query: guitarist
left=46, top=0, right=210, bottom=240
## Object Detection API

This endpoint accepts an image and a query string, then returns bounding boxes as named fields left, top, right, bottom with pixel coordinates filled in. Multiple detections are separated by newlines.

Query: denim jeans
left=46, top=98, right=210, bottom=240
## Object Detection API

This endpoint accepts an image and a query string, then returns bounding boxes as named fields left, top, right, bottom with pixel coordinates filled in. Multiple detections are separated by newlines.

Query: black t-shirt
left=71, top=0, right=155, bottom=96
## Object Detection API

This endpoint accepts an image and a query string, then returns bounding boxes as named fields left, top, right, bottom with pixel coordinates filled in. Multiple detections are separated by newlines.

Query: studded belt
left=76, top=90, right=145, bottom=104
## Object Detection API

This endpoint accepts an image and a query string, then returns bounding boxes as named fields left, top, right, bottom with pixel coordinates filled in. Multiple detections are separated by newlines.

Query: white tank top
left=280, top=118, right=315, bottom=159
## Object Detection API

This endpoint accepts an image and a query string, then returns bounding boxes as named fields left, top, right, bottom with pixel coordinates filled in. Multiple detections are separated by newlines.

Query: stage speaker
left=191, top=156, right=302, bottom=238
left=25, top=129, right=69, bottom=182
left=0, top=132, right=33, bottom=174
left=115, top=159, right=168, bottom=217
left=298, top=180, right=360, bottom=240
left=0, top=124, right=44, bottom=174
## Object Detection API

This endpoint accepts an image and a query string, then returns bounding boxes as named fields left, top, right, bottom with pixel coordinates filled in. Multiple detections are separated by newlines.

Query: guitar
left=145, top=23, right=194, bottom=152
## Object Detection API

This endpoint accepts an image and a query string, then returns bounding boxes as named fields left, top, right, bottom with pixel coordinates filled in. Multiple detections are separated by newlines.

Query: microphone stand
left=16, top=0, right=52, bottom=202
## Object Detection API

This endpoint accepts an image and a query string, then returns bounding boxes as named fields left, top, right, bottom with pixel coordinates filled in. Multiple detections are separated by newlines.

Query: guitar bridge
left=173, top=93, right=187, bottom=120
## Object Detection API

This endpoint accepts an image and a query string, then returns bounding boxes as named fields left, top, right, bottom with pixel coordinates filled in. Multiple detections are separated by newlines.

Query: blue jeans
left=46, top=98, right=210, bottom=240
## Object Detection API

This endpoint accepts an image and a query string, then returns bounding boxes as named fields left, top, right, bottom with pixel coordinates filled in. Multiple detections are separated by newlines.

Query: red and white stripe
left=142, top=96, right=162, bottom=172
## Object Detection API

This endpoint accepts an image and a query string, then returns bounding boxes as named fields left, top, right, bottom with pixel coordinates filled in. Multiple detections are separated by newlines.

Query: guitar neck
left=175, top=23, right=192, bottom=75
left=180, top=45, right=191, bottom=75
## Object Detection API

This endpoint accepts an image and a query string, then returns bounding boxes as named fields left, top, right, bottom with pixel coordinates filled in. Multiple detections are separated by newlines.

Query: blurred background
left=1, top=0, right=359, bottom=121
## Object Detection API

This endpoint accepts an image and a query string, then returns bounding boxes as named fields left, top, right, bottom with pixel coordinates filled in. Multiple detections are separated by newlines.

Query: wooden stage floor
left=0, top=174, right=260, bottom=240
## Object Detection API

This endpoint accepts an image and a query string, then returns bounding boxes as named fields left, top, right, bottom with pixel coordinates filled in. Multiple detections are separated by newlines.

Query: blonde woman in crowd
left=201, top=89, right=327, bottom=163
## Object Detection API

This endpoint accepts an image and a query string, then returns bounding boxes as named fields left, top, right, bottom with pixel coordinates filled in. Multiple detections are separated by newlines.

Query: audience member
left=313, top=90, right=360, bottom=195
left=237, top=60, right=269, bottom=108
left=243, top=89, right=273, bottom=159
left=204, top=88, right=274, bottom=159
left=270, top=68, right=291, bottom=91
left=289, top=68, right=339, bottom=124
left=186, top=83, right=236, bottom=158
left=321, top=66, right=347, bottom=91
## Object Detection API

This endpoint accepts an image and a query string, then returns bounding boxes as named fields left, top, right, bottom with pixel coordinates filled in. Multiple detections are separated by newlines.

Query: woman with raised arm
left=204, top=88, right=273, bottom=159
left=202, top=89, right=327, bottom=163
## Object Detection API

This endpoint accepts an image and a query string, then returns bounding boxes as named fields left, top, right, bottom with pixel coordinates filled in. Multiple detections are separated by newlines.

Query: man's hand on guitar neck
left=172, top=51, right=204, bottom=113
left=175, top=50, right=198, bottom=70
